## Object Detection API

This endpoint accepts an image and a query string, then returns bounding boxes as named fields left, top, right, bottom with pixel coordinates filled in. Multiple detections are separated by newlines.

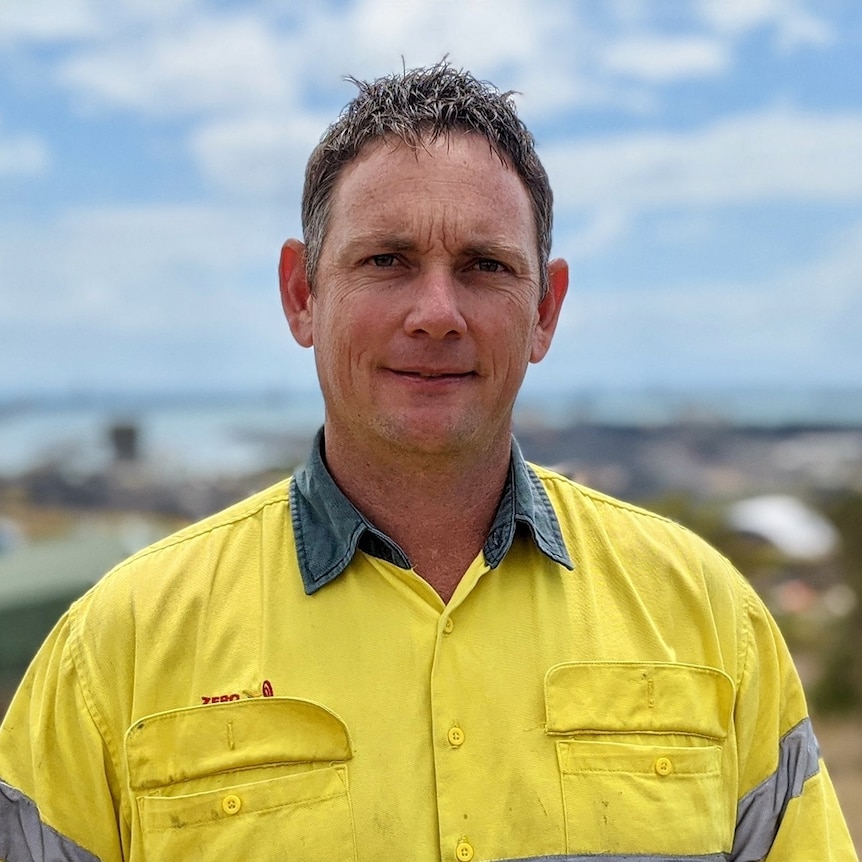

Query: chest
left=117, top=550, right=739, bottom=861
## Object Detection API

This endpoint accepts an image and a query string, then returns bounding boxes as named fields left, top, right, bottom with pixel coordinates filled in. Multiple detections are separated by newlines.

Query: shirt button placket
left=433, top=605, right=480, bottom=862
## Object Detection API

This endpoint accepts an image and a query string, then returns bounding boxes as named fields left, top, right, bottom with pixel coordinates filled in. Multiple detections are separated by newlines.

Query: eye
left=473, top=259, right=507, bottom=273
left=369, top=254, right=397, bottom=267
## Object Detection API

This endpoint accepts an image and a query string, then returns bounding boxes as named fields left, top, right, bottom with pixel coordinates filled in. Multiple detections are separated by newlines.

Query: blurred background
left=1, top=0, right=860, bottom=843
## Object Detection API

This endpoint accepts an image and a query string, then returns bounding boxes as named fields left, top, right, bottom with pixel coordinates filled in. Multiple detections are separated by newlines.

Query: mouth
left=394, top=370, right=475, bottom=379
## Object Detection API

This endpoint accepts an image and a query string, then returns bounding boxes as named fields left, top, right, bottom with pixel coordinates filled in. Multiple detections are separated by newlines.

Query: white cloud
left=563, top=209, right=631, bottom=260
left=698, top=0, right=790, bottom=32
left=0, top=201, right=312, bottom=393
left=602, top=36, right=730, bottom=82
left=0, top=0, right=100, bottom=44
left=0, top=125, right=51, bottom=177
left=0, top=0, right=208, bottom=45
left=545, top=108, right=862, bottom=219
left=58, top=15, right=296, bottom=117
left=0, top=203, right=287, bottom=327
left=696, top=0, right=833, bottom=49
left=189, top=115, right=324, bottom=199
left=549, top=220, right=862, bottom=388
left=345, top=0, right=549, bottom=70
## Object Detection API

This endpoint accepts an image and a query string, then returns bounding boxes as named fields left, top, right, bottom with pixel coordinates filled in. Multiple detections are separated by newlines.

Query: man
left=0, top=62, right=856, bottom=862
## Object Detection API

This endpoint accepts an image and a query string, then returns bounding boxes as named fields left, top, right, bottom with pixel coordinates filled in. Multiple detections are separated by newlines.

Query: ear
left=530, top=257, right=568, bottom=364
left=279, top=239, right=314, bottom=348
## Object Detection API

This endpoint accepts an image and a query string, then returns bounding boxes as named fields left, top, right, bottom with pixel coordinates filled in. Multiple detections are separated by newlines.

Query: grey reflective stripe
left=731, top=717, right=821, bottom=862
left=0, top=780, right=100, bottom=862
left=492, top=855, right=729, bottom=861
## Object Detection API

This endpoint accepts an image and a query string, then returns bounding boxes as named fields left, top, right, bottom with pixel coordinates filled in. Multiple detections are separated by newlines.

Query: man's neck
left=322, top=427, right=512, bottom=602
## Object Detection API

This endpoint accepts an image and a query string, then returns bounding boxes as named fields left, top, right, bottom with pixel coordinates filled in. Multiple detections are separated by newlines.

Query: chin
left=377, top=418, right=489, bottom=457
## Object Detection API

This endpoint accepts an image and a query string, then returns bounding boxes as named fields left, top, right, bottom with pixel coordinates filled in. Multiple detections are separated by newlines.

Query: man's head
left=280, top=63, right=568, bottom=467
left=301, top=60, right=553, bottom=295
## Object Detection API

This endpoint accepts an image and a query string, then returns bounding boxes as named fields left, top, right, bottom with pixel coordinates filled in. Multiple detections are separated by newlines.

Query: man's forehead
left=330, top=138, right=525, bottom=217
left=337, top=130, right=516, bottom=185
left=352, top=128, right=507, bottom=159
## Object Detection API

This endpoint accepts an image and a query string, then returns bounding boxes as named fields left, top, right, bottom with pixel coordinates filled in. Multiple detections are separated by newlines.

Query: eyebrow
left=461, top=243, right=533, bottom=271
left=342, top=233, right=417, bottom=255
left=343, top=234, right=534, bottom=271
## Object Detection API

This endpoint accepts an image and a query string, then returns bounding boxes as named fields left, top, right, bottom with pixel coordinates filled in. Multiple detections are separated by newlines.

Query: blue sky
left=1, top=0, right=861, bottom=402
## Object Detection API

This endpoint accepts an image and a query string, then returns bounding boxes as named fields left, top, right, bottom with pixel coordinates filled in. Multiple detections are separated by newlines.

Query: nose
left=403, top=269, right=467, bottom=339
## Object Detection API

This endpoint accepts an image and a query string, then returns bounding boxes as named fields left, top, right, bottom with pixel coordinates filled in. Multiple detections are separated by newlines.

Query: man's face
left=286, top=132, right=566, bottom=460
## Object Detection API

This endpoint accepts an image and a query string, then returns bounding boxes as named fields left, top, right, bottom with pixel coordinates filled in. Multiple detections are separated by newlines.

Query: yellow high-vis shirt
left=0, top=435, right=857, bottom=861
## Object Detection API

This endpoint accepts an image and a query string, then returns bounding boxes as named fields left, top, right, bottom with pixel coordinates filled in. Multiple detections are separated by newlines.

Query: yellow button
left=222, top=794, right=242, bottom=815
left=654, top=756, right=673, bottom=776
left=455, top=840, right=474, bottom=861
left=443, top=617, right=454, bottom=633
left=447, top=726, right=465, bottom=747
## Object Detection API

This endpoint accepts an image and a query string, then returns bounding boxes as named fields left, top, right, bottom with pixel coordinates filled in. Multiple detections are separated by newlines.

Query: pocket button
left=222, top=794, right=242, bottom=815
left=455, top=840, right=474, bottom=861
left=654, top=756, right=673, bottom=776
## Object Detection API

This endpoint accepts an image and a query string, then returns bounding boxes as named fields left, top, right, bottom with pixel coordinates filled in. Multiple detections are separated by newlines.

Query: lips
left=398, top=370, right=474, bottom=378
left=392, top=369, right=476, bottom=381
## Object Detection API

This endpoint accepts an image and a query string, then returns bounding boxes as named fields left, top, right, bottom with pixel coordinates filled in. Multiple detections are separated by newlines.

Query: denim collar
left=290, top=428, right=573, bottom=595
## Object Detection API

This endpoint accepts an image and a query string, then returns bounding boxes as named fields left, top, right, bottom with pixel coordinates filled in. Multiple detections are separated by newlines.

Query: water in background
left=0, top=392, right=325, bottom=478
left=1, top=387, right=861, bottom=478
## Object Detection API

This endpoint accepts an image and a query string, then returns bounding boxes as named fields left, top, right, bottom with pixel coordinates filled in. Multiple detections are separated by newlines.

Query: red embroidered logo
left=201, top=693, right=240, bottom=705
left=201, top=680, right=274, bottom=705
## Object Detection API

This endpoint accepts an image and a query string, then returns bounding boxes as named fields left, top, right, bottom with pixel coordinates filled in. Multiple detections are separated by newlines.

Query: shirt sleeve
left=730, top=575, right=858, bottom=861
left=0, top=609, right=126, bottom=862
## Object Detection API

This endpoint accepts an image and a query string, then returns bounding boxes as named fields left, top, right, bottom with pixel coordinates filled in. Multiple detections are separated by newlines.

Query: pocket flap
left=126, top=697, right=352, bottom=790
left=545, top=662, right=733, bottom=740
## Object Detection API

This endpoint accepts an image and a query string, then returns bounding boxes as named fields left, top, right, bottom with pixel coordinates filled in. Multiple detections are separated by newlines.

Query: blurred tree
left=815, top=492, right=862, bottom=713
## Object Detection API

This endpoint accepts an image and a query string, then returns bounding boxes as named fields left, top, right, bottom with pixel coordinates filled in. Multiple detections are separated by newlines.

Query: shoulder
left=58, top=479, right=295, bottom=719
left=111, top=477, right=289, bottom=575
left=530, top=461, right=748, bottom=599
left=123, top=477, right=293, bottom=567
left=69, top=478, right=294, bottom=637
left=530, top=461, right=702, bottom=538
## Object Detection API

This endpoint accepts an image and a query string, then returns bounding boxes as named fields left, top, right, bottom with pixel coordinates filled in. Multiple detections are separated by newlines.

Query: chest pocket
left=545, top=661, right=735, bottom=857
left=125, top=698, right=356, bottom=862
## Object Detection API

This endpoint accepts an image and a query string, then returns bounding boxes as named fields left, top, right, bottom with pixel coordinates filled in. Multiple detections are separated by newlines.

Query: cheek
left=487, top=300, right=539, bottom=363
left=314, top=309, right=375, bottom=379
left=311, top=313, right=350, bottom=380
